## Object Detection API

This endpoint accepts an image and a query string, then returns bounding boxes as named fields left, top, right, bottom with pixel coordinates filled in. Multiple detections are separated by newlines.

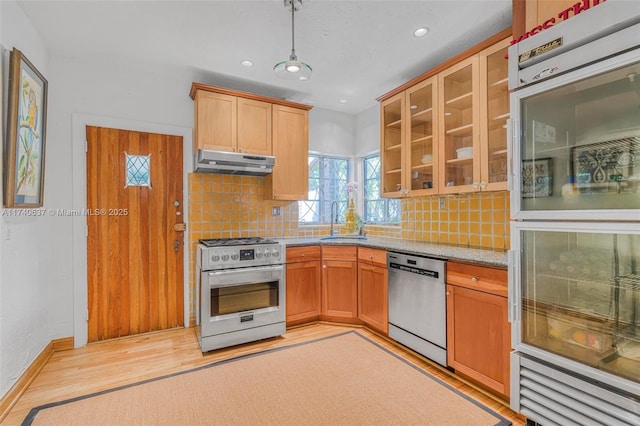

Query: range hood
left=194, top=150, right=275, bottom=176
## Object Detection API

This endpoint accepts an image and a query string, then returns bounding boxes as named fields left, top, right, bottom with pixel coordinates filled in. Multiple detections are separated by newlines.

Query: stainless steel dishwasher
left=387, top=252, right=447, bottom=366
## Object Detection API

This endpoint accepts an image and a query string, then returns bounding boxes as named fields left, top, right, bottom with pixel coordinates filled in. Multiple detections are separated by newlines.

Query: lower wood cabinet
left=446, top=261, right=510, bottom=399
left=357, top=247, right=388, bottom=334
left=286, top=246, right=321, bottom=325
left=321, top=246, right=358, bottom=320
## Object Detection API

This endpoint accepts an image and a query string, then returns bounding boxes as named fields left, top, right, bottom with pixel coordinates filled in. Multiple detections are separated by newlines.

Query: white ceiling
left=17, top=0, right=512, bottom=115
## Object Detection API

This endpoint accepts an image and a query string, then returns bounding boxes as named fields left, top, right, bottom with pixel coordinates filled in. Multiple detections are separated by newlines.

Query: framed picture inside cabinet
left=4, top=48, right=48, bottom=208
left=522, top=158, right=552, bottom=198
left=572, top=137, right=639, bottom=193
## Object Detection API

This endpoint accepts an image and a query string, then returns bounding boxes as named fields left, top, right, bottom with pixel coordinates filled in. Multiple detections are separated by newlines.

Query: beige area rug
left=24, top=331, right=510, bottom=425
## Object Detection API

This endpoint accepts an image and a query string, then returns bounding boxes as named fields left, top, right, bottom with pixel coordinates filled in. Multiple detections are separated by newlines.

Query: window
left=363, top=154, right=400, bottom=223
left=299, top=155, right=350, bottom=223
left=125, top=153, right=151, bottom=187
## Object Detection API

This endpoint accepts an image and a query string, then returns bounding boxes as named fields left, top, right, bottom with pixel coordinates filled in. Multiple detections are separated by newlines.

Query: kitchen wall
left=0, top=0, right=52, bottom=398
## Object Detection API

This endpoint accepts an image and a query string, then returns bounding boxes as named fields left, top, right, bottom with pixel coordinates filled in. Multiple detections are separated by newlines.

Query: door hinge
left=85, top=140, right=88, bottom=153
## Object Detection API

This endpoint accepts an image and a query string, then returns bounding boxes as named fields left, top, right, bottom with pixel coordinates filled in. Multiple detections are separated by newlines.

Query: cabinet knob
left=471, top=276, right=479, bottom=282
left=472, top=182, right=479, bottom=189
left=301, top=253, right=305, bottom=257
left=446, top=291, right=451, bottom=296
left=480, top=181, right=486, bottom=189
left=323, top=265, right=327, bottom=269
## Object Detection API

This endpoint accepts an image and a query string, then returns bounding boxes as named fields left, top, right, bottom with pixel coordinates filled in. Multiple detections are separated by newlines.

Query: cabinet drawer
left=322, top=245, right=357, bottom=262
left=287, top=245, right=321, bottom=263
left=447, top=261, right=507, bottom=297
left=358, top=247, right=387, bottom=268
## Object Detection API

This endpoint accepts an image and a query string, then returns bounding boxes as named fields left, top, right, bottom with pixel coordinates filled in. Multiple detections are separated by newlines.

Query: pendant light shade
left=274, top=0, right=312, bottom=80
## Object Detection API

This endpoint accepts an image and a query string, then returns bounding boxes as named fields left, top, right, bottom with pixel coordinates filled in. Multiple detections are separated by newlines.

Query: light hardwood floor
left=1, top=324, right=523, bottom=425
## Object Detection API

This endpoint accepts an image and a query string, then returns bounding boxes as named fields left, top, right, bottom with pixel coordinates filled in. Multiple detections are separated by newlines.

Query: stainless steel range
left=196, top=237, right=286, bottom=352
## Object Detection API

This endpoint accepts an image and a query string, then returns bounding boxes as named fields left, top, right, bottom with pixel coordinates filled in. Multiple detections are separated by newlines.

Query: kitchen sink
left=320, top=235, right=367, bottom=241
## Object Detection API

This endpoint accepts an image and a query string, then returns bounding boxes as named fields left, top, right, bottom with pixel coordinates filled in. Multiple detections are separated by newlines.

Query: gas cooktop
left=199, top=237, right=278, bottom=248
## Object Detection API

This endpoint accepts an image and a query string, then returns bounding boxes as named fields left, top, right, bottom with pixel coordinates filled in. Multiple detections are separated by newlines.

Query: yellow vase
left=344, top=199, right=360, bottom=235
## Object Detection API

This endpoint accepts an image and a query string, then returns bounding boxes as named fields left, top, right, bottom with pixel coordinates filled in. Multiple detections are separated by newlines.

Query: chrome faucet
left=330, top=201, right=339, bottom=236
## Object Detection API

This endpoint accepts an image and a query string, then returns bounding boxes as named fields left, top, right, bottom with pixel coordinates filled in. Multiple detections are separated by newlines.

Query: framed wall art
left=522, top=157, right=552, bottom=198
left=4, top=48, right=48, bottom=208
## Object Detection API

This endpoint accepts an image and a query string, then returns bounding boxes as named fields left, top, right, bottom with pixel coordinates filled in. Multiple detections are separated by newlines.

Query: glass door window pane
left=519, top=61, right=640, bottom=212
left=408, top=81, right=435, bottom=191
left=520, top=229, right=640, bottom=384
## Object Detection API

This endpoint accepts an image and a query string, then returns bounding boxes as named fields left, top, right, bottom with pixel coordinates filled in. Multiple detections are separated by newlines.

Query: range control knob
left=255, top=250, right=263, bottom=258
left=264, top=250, right=271, bottom=257
left=230, top=253, right=239, bottom=260
left=271, top=249, right=280, bottom=258
left=211, top=254, right=220, bottom=262
left=221, top=252, right=230, bottom=261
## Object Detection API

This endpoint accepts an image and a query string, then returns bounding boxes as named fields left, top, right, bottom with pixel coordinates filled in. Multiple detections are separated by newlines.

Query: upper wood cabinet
left=190, top=83, right=312, bottom=200
left=440, top=37, right=510, bottom=194
left=439, top=56, right=480, bottom=194
left=264, top=105, right=309, bottom=201
left=192, top=89, right=271, bottom=155
left=378, top=30, right=511, bottom=198
left=380, top=78, right=439, bottom=197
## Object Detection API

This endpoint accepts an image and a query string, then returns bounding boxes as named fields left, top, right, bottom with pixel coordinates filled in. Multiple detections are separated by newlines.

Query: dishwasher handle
left=388, top=262, right=440, bottom=279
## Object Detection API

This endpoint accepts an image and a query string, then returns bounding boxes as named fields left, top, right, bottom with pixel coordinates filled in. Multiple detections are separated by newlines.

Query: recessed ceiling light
left=241, top=60, right=253, bottom=67
left=413, top=27, right=429, bottom=37
left=339, top=99, right=348, bottom=104
left=298, top=76, right=309, bottom=81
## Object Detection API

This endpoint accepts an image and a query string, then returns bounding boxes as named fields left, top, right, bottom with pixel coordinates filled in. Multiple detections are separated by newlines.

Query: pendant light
left=274, top=0, right=312, bottom=81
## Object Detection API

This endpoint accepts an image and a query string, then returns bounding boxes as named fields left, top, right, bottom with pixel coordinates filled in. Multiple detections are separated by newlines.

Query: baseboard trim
left=0, top=336, right=74, bottom=422
left=52, top=337, right=74, bottom=352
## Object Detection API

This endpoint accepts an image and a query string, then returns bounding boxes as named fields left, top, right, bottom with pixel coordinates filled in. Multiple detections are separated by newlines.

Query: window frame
left=362, top=153, right=400, bottom=224
left=298, top=154, right=351, bottom=224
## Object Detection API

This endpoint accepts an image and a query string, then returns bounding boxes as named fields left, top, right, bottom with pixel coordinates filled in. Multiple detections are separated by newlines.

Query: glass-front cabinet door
left=439, top=56, right=479, bottom=194
left=511, top=54, right=640, bottom=220
left=480, top=38, right=510, bottom=192
left=513, top=223, right=640, bottom=390
left=406, top=77, right=438, bottom=195
left=381, top=93, right=404, bottom=196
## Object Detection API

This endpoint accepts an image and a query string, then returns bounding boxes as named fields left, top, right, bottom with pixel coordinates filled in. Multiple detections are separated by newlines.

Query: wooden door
left=86, top=126, right=184, bottom=342
left=446, top=284, right=510, bottom=397
left=264, top=105, right=308, bottom=200
left=322, top=260, right=357, bottom=319
left=286, top=260, right=321, bottom=324
left=237, top=98, right=272, bottom=155
left=358, top=263, right=388, bottom=334
left=194, top=90, right=237, bottom=152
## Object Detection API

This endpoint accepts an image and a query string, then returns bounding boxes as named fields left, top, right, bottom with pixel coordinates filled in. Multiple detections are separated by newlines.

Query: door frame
left=72, top=113, right=193, bottom=347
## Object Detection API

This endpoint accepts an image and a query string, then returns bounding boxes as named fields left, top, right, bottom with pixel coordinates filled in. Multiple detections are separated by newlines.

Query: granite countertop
left=277, top=236, right=508, bottom=268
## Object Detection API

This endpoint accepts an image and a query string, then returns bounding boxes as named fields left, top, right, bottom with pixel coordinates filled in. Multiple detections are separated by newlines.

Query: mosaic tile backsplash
left=187, top=173, right=510, bottom=323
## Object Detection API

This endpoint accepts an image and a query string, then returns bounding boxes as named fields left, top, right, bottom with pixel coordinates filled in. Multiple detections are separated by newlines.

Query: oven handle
left=206, top=265, right=284, bottom=288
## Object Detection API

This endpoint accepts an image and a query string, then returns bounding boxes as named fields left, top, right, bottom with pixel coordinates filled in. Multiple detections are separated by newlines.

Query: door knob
left=173, top=200, right=180, bottom=207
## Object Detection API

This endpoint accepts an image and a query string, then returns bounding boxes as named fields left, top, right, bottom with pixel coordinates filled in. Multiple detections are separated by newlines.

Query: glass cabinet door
left=518, top=227, right=640, bottom=385
left=381, top=93, right=404, bottom=196
left=439, top=57, right=479, bottom=194
left=514, top=58, right=640, bottom=217
left=481, top=39, right=510, bottom=192
left=406, top=77, right=438, bottom=194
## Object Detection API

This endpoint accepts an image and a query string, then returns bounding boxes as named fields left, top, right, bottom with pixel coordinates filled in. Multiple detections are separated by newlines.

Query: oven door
left=200, top=265, right=285, bottom=337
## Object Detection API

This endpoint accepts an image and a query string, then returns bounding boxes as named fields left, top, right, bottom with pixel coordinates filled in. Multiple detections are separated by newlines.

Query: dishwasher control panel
left=387, top=252, right=445, bottom=281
